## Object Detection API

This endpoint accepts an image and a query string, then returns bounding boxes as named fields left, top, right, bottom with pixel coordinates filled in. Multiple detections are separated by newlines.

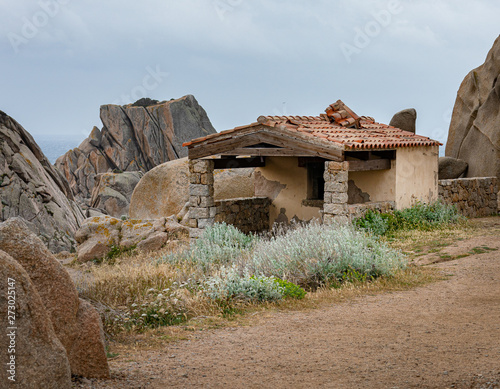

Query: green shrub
left=340, top=265, right=369, bottom=284
left=246, top=222, right=406, bottom=289
left=394, top=200, right=462, bottom=229
left=354, top=210, right=391, bottom=235
left=160, top=223, right=255, bottom=272
left=355, top=201, right=463, bottom=236
left=158, top=222, right=405, bottom=310
left=273, top=278, right=306, bottom=299
left=204, top=266, right=283, bottom=302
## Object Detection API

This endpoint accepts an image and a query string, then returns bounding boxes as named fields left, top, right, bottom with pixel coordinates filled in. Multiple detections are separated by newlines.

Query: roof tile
left=183, top=100, right=442, bottom=149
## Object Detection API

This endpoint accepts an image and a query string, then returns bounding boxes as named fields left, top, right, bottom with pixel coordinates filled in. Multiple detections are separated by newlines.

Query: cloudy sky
left=1, top=0, right=499, bottom=160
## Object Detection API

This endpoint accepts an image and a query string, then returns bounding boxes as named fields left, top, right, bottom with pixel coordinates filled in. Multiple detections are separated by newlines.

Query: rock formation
left=438, top=156, right=468, bottom=179
left=129, top=157, right=256, bottom=220
left=75, top=215, right=189, bottom=262
left=389, top=108, right=417, bottom=133
left=128, top=158, right=189, bottom=219
left=90, top=171, right=143, bottom=218
left=55, top=95, right=216, bottom=206
left=0, top=249, right=72, bottom=388
left=0, top=110, right=84, bottom=253
left=445, top=35, right=500, bottom=179
left=0, top=218, right=110, bottom=378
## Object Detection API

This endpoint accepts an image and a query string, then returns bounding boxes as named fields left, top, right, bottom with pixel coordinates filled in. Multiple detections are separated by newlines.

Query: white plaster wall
left=395, top=146, right=439, bottom=209
left=255, top=157, right=322, bottom=225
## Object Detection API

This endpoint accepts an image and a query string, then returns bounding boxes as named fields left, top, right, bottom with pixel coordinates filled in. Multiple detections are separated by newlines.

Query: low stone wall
left=347, top=201, right=395, bottom=220
left=438, top=177, right=498, bottom=218
left=215, top=197, right=270, bottom=234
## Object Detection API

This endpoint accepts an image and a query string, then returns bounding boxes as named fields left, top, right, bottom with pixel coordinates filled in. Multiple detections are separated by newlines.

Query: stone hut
left=183, top=100, right=441, bottom=234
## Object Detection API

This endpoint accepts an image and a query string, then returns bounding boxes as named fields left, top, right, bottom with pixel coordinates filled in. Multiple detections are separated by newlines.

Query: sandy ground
left=78, top=221, right=500, bottom=389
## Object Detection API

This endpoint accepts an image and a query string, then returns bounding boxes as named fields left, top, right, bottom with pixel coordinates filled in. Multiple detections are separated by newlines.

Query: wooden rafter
left=347, top=159, right=392, bottom=171
left=186, top=124, right=344, bottom=161
left=213, top=157, right=266, bottom=169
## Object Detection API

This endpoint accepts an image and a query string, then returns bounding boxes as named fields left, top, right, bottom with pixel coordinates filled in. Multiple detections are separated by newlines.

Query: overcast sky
left=1, top=0, right=499, bottom=159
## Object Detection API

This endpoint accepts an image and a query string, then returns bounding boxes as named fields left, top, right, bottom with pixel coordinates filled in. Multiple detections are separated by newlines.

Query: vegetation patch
left=354, top=200, right=464, bottom=236
left=77, top=206, right=480, bottom=338
left=78, top=222, right=407, bottom=335
left=468, top=246, right=498, bottom=255
left=102, top=244, right=136, bottom=264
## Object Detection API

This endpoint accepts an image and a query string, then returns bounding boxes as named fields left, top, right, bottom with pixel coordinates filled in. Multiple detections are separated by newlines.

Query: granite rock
left=0, top=249, right=72, bottom=388
left=0, top=218, right=109, bottom=378
left=55, top=95, right=216, bottom=206
left=445, top=35, right=500, bottom=179
left=389, top=108, right=417, bottom=133
left=0, top=110, right=84, bottom=252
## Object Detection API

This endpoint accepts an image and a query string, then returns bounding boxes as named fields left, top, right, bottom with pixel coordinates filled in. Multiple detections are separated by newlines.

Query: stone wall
left=188, top=159, right=216, bottom=229
left=438, top=177, right=498, bottom=217
left=215, top=197, right=270, bottom=234
left=323, top=161, right=349, bottom=224
left=347, top=201, right=395, bottom=220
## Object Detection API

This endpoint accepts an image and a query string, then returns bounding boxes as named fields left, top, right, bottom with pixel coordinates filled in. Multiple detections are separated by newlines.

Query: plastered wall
left=348, top=161, right=396, bottom=203
left=253, top=146, right=438, bottom=224
left=395, top=146, right=439, bottom=209
left=255, top=157, right=322, bottom=225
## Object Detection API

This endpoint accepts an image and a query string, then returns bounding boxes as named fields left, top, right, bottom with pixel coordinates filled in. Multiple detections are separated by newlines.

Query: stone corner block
left=323, top=203, right=347, bottom=215
left=326, top=161, right=349, bottom=172
left=189, top=207, right=210, bottom=219
left=197, top=218, right=215, bottom=229
left=189, top=184, right=214, bottom=197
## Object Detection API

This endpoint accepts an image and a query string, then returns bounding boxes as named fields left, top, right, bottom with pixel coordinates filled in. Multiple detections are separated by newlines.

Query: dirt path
left=87, top=225, right=500, bottom=389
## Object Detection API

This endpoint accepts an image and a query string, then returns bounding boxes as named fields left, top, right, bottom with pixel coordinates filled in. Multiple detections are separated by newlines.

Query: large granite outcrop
left=0, top=110, right=84, bottom=253
left=0, top=249, right=72, bottom=388
left=0, top=218, right=110, bottom=378
left=56, top=95, right=216, bottom=206
left=445, top=35, right=500, bottom=179
left=129, top=157, right=256, bottom=220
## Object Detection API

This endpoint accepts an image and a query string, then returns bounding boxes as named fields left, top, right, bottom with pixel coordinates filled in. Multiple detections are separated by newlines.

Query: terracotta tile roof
left=183, top=100, right=442, bottom=150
